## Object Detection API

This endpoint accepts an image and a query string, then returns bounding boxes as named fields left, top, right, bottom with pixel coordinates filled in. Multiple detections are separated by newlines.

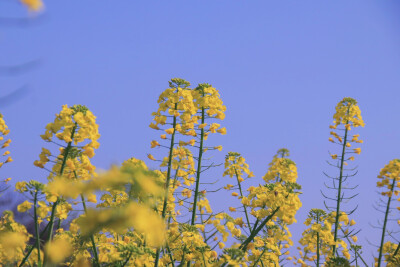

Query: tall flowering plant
left=375, top=159, right=400, bottom=267
left=323, top=97, right=364, bottom=258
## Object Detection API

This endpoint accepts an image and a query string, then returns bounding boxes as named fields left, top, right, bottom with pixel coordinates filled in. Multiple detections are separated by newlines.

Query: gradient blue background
left=1, top=1, right=400, bottom=265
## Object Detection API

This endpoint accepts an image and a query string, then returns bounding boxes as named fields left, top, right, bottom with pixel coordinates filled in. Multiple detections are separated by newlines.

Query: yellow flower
left=20, top=0, right=43, bottom=11
left=17, top=200, right=33, bottom=212
left=44, top=239, right=72, bottom=264
left=214, top=145, right=223, bottom=151
left=149, top=123, right=159, bottom=130
left=0, top=231, right=29, bottom=262
left=4, top=177, right=11, bottom=183
left=147, top=154, right=156, bottom=160
left=160, top=134, right=167, bottom=139
left=229, top=207, right=236, bottom=212
left=198, top=123, right=207, bottom=129
left=165, top=128, right=175, bottom=134
left=5, top=156, right=12, bottom=163
left=86, top=193, right=97, bottom=203
left=15, top=181, right=28, bottom=192
left=217, top=127, right=227, bottom=135
left=350, top=219, right=356, bottom=226
left=150, top=140, right=160, bottom=148
left=354, top=148, right=361, bottom=154
left=331, top=154, right=337, bottom=159
left=83, top=147, right=95, bottom=158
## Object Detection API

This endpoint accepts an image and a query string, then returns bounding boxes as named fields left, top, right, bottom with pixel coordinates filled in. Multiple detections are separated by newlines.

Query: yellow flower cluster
left=0, top=211, right=31, bottom=264
left=192, top=84, right=226, bottom=119
left=0, top=113, right=12, bottom=171
left=41, top=105, right=100, bottom=149
left=377, top=159, right=400, bottom=197
left=328, top=98, right=364, bottom=159
left=263, top=151, right=297, bottom=183
left=150, top=78, right=197, bottom=135
left=332, top=97, right=365, bottom=128
left=35, top=105, right=100, bottom=183
left=297, top=209, right=335, bottom=264
left=376, top=241, right=400, bottom=266
left=223, top=152, right=254, bottom=182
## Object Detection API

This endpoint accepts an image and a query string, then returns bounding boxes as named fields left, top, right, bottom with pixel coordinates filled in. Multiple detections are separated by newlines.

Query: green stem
left=81, top=194, right=100, bottom=267
left=48, top=124, right=77, bottom=241
left=121, top=252, right=132, bottom=267
left=33, top=191, right=42, bottom=267
left=221, top=207, right=280, bottom=267
left=377, top=178, right=396, bottom=267
left=201, top=251, right=207, bottom=267
left=234, top=168, right=251, bottom=231
left=43, top=124, right=77, bottom=266
left=332, top=123, right=348, bottom=255
left=191, top=106, right=205, bottom=225
left=240, top=207, right=280, bottom=251
left=251, top=246, right=267, bottom=267
left=155, top=102, right=178, bottom=267
left=392, top=241, right=400, bottom=259
left=19, top=222, right=50, bottom=267
left=339, top=227, right=368, bottom=267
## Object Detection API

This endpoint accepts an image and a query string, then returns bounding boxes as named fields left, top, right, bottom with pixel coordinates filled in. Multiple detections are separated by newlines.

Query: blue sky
left=1, top=0, right=400, bottom=264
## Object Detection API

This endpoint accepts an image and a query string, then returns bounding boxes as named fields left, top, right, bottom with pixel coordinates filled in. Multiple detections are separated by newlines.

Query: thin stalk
left=392, top=241, right=400, bottom=259
left=339, top=227, right=368, bottom=267
left=377, top=178, right=396, bottom=267
left=332, top=121, right=349, bottom=255
left=187, top=101, right=205, bottom=267
left=47, top=124, right=77, bottom=242
left=240, top=207, right=280, bottom=251
left=81, top=194, right=100, bottom=267
left=155, top=102, right=178, bottom=267
left=19, top=221, right=50, bottom=266
left=234, top=168, right=251, bottom=230
left=252, top=246, right=267, bottom=267
left=56, top=218, right=61, bottom=232
left=33, top=191, right=41, bottom=267
left=201, top=251, right=207, bottom=267
left=355, top=250, right=358, bottom=267
left=191, top=105, right=205, bottom=225
left=121, top=252, right=133, bottom=267
left=43, top=124, right=77, bottom=266
left=221, top=207, right=280, bottom=267
left=161, top=103, right=178, bottom=218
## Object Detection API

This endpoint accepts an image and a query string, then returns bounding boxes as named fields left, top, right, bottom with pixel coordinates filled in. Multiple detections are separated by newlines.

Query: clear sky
left=1, top=0, right=400, bottom=265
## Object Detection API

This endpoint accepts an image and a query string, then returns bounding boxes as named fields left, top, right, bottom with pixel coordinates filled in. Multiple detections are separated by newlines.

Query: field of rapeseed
left=1, top=76, right=399, bottom=266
